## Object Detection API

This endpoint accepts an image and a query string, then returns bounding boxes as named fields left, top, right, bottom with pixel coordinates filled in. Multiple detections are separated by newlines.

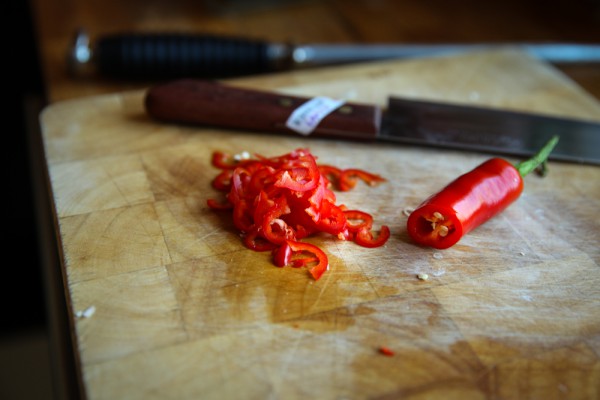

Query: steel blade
left=292, top=43, right=600, bottom=66
left=380, top=97, right=600, bottom=164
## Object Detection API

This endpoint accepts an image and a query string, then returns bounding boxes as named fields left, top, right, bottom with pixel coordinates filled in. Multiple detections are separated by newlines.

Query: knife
left=69, top=30, right=600, bottom=79
left=144, top=79, right=600, bottom=165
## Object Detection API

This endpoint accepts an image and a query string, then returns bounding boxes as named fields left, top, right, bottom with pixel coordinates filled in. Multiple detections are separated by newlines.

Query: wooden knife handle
left=144, top=79, right=381, bottom=140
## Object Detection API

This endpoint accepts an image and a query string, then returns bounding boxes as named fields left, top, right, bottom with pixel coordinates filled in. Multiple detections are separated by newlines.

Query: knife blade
left=69, top=29, right=600, bottom=79
left=144, top=79, right=600, bottom=165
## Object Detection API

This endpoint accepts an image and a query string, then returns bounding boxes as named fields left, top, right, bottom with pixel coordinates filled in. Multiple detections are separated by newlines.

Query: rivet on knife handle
left=144, top=79, right=381, bottom=140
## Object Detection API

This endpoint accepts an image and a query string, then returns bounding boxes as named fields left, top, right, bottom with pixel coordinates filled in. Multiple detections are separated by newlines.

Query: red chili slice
left=274, top=152, right=320, bottom=192
left=315, top=200, right=347, bottom=235
left=232, top=199, right=254, bottom=232
left=211, top=151, right=245, bottom=169
left=249, top=166, right=277, bottom=196
left=273, top=240, right=329, bottom=280
left=206, top=197, right=233, bottom=210
left=243, top=226, right=278, bottom=252
left=378, top=346, right=395, bottom=356
left=343, top=210, right=374, bottom=233
left=212, top=169, right=233, bottom=192
left=318, top=165, right=342, bottom=188
left=272, top=242, right=292, bottom=266
left=354, top=225, right=391, bottom=248
left=228, top=167, right=251, bottom=204
left=339, top=169, right=386, bottom=191
left=262, top=197, right=295, bottom=245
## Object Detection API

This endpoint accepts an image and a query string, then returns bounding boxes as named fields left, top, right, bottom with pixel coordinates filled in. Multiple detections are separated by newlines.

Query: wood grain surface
left=40, top=50, right=600, bottom=399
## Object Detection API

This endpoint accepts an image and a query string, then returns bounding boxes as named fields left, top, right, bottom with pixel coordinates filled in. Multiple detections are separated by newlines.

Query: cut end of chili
left=407, top=205, right=463, bottom=249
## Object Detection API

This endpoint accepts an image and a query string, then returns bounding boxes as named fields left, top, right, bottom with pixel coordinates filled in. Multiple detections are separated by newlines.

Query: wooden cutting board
left=40, top=49, right=600, bottom=400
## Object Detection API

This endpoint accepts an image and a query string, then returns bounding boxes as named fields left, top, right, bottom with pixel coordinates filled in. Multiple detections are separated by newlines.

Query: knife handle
left=70, top=31, right=290, bottom=79
left=144, top=79, right=381, bottom=140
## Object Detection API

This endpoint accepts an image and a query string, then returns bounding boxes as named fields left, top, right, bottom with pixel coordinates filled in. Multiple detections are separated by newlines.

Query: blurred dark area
left=1, top=1, right=55, bottom=399
left=4, top=1, right=47, bottom=334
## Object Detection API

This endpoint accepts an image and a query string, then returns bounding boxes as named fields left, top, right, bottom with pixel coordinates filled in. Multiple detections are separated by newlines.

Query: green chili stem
left=514, top=135, right=559, bottom=177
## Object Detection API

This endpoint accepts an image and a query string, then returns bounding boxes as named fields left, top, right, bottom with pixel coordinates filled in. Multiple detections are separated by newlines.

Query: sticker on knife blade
left=286, top=96, right=345, bottom=135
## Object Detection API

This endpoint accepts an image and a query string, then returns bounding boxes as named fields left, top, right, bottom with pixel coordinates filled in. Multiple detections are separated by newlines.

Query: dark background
left=5, top=0, right=47, bottom=334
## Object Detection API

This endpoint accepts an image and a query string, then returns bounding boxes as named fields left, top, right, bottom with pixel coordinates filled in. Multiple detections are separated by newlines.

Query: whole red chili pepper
left=407, top=136, right=559, bottom=249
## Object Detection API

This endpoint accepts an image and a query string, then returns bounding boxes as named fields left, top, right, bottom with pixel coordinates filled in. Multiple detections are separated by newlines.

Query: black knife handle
left=70, top=31, right=292, bottom=80
left=97, top=33, right=282, bottom=79
left=144, top=79, right=381, bottom=140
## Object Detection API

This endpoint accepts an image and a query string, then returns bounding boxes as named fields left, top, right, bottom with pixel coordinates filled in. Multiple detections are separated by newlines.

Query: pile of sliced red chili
left=207, top=148, right=390, bottom=280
